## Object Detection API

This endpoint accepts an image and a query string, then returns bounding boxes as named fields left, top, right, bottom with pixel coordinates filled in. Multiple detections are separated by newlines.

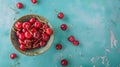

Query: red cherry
left=58, top=12, right=64, bottom=19
left=24, top=39, right=30, bottom=45
left=34, top=21, right=42, bottom=28
left=25, top=31, right=32, bottom=39
left=31, top=0, right=37, bottom=4
left=31, top=28, right=37, bottom=33
left=16, top=2, right=23, bottom=9
left=22, top=22, right=31, bottom=29
left=20, top=45, right=26, bottom=51
left=68, top=36, right=75, bottom=42
left=10, top=53, right=17, bottom=59
left=73, top=40, right=79, bottom=46
left=42, top=24, right=49, bottom=29
left=42, top=33, right=50, bottom=41
left=46, top=28, right=53, bottom=35
left=39, top=29, right=43, bottom=34
left=19, top=33, right=25, bottom=40
left=61, top=59, right=68, bottom=66
left=22, top=29, right=27, bottom=32
left=16, top=31, right=21, bottom=37
left=14, top=22, right=22, bottom=30
left=33, top=43, right=40, bottom=48
left=18, top=39, right=24, bottom=44
left=61, top=24, right=67, bottom=31
left=56, top=44, right=62, bottom=50
left=29, top=18, right=36, bottom=24
left=40, top=40, right=46, bottom=47
left=33, top=32, right=40, bottom=39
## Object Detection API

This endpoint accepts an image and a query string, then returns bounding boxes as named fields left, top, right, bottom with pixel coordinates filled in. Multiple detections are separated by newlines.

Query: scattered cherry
left=31, top=0, right=37, bottom=4
left=56, top=44, right=62, bottom=50
left=58, top=12, right=64, bottom=19
left=61, top=59, right=68, bottom=66
left=46, top=28, right=53, bottom=35
left=73, top=40, right=79, bottom=46
left=16, top=2, right=23, bottom=9
left=10, top=53, right=17, bottom=59
left=61, top=24, right=67, bottom=31
left=68, top=36, right=75, bottom=42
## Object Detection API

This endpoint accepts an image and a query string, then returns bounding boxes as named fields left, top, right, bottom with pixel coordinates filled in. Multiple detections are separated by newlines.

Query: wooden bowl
left=10, top=14, right=54, bottom=56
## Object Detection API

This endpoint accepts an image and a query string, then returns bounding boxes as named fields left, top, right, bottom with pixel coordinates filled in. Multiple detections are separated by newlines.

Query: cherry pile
left=14, top=17, right=53, bottom=51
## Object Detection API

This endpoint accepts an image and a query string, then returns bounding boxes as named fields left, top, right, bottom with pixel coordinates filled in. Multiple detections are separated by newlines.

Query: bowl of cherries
left=10, top=14, right=54, bottom=56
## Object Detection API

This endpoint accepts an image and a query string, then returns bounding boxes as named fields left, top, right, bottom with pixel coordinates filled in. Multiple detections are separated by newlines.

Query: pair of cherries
left=14, top=17, right=53, bottom=51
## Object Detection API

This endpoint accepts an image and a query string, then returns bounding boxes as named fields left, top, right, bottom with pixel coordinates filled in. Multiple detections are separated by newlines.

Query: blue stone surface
left=0, top=0, right=120, bottom=67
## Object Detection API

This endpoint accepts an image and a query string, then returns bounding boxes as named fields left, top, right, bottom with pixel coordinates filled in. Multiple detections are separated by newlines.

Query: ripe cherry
left=22, top=22, right=31, bottom=29
left=58, top=12, right=64, bottom=19
left=46, top=28, right=53, bottom=35
left=24, top=39, right=30, bottom=45
left=61, top=59, right=68, bottom=66
left=42, top=33, right=50, bottom=41
left=31, top=28, right=37, bottom=33
left=16, top=2, right=23, bottom=9
left=61, top=24, right=67, bottom=31
left=42, top=24, right=49, bottom=29
left=16, top=31, right=21, bottom=37
left=31, top=0, right=37, bottom=4
left=19, top=33, right=25, bottom=40
left=68, top=36, right=75, bottom=42
left=29, top=18, right=36, bottom=24
left=22, top=29, right=27, bottom=32
left=33, top=32, right=40, bottom=39
left=14, top=22, right=22, bottom=30
left=18, top=39, right=24, bottom=44
left=73, top=40, right=79, bottom=46
left=20, top=44, right=26, bottom=51
left=40, top=40, right=46, bottom=47
left=34, top=21, right=42, bottom=28
left=56, top=44, right=62, bottom=50
left=25, top=31, right=32, bottom=39
left=10, top=53, right=17, bottom=59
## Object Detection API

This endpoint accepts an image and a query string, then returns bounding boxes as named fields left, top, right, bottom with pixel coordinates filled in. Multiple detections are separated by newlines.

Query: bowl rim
left=10, top=14, right=54, bottom=56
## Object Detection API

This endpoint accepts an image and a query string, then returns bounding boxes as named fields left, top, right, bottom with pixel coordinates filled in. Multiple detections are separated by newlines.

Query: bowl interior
left=10, top=14, right=54, bottom=56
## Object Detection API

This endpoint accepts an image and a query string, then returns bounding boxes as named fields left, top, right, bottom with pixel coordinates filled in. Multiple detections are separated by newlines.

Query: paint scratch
left=105, top=48, right=111, bottom=53
left=110, top=30, right=117, bottom=48
left=100, top=56, right=106, bottom=64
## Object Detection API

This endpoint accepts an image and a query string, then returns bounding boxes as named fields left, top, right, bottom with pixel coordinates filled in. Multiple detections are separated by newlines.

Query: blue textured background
left=0, top=0, right=120, bottom=67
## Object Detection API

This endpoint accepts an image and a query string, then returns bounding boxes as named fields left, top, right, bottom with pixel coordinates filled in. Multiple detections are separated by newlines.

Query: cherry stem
left=33, top=38, right=42, bottom=45
left=26, top=27, right=32, bottom=35
left=12, top=27, right=16, bottom=32
left=54, top=9, right=59, bottom=14
left=36, top=16, right=48, bottom=23
left=9, top=7, right=19, bottom=14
